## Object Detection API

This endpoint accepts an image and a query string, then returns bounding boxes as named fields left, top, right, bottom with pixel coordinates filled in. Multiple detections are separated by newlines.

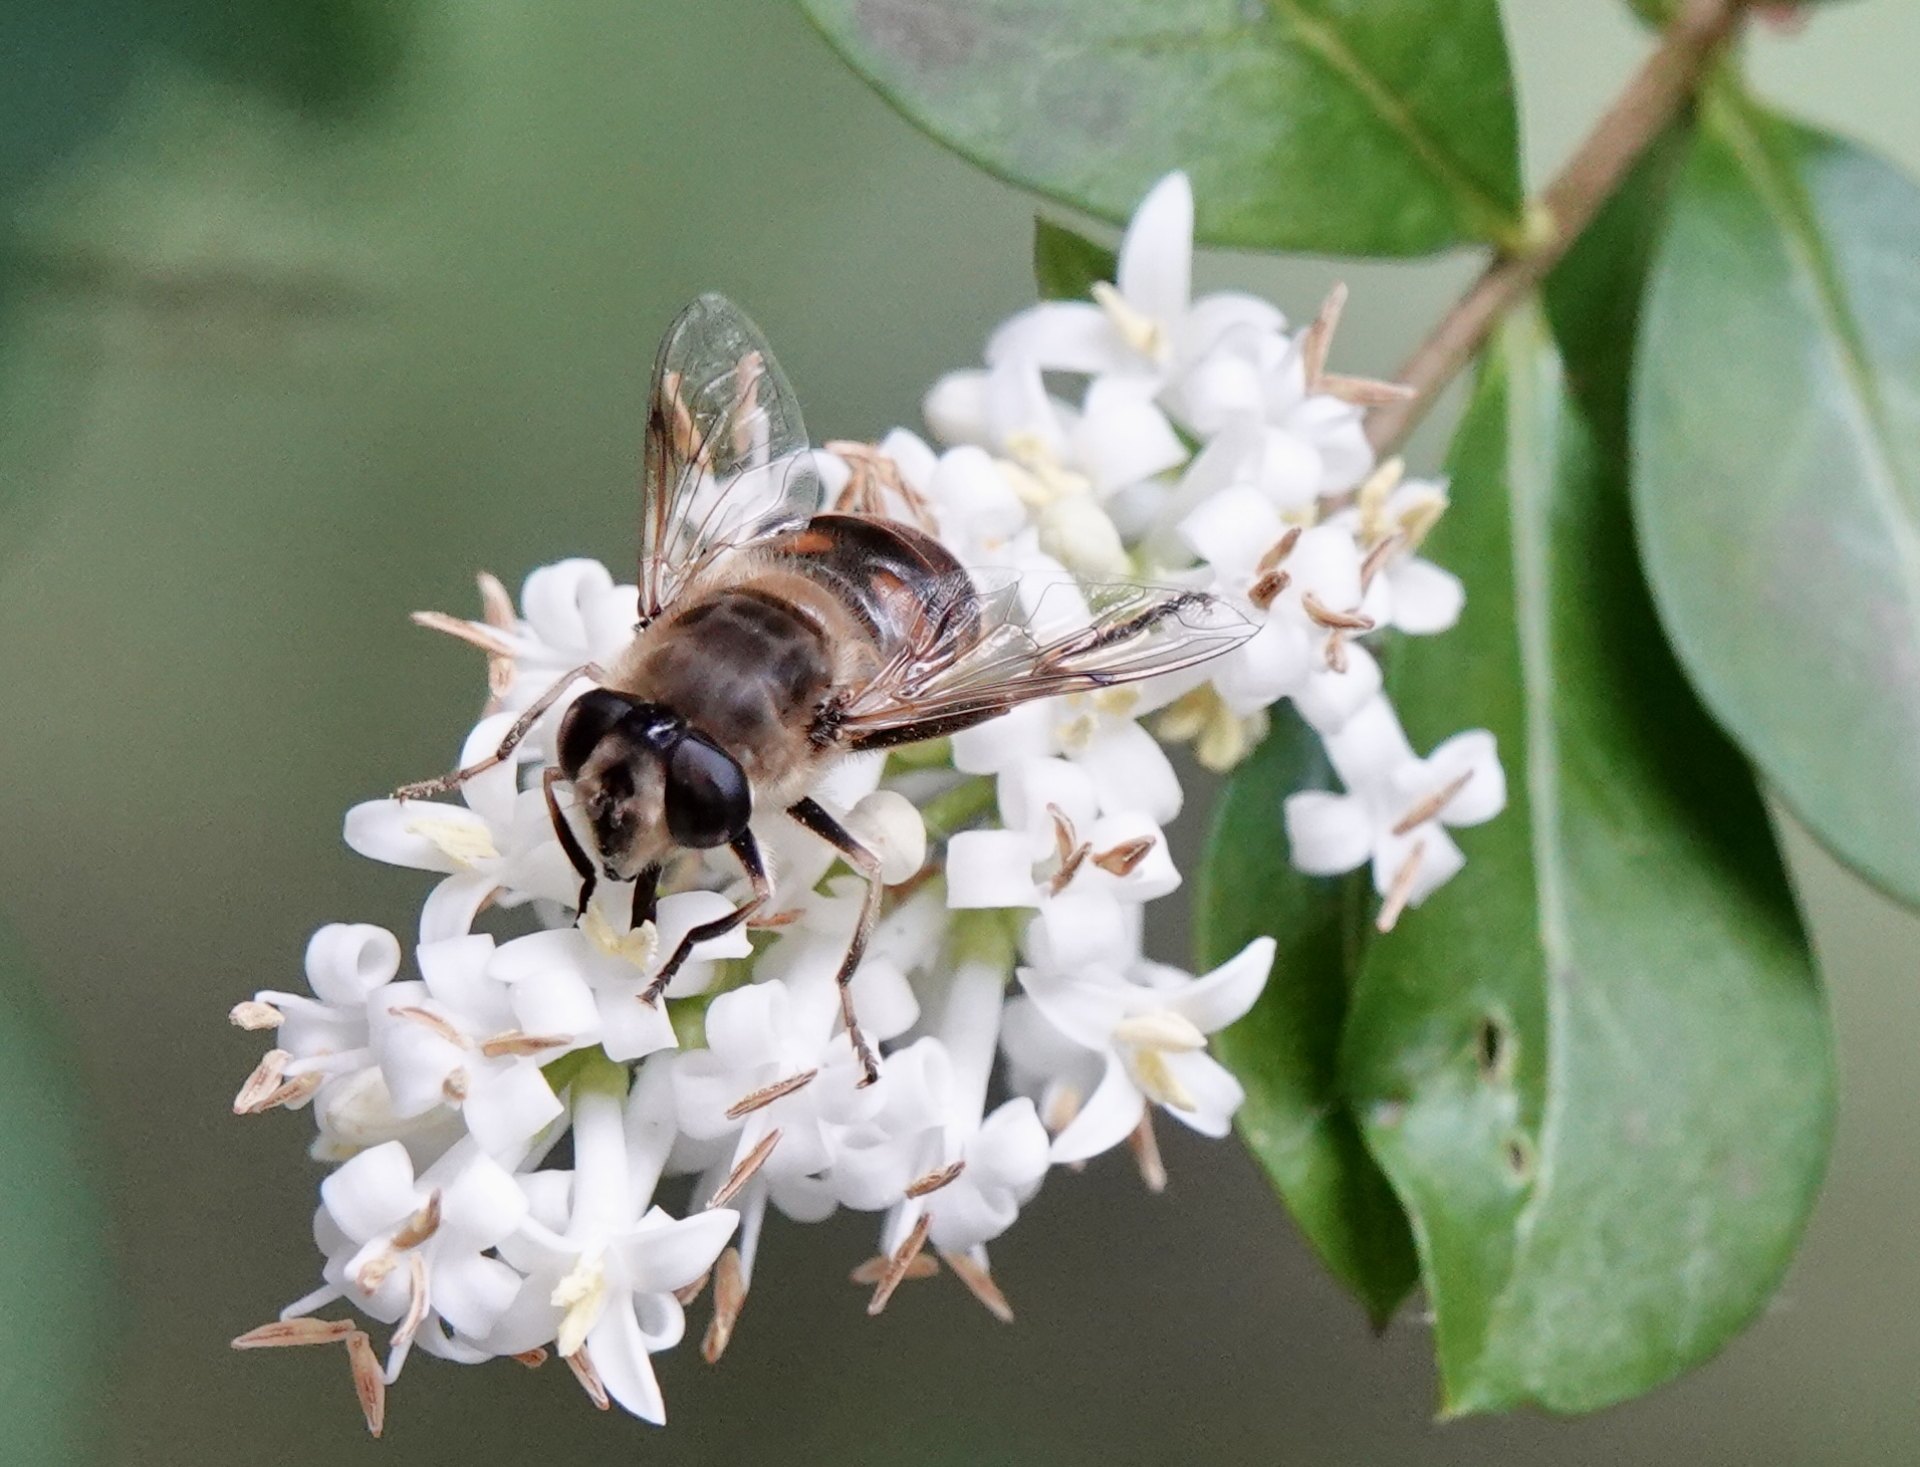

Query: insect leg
left=393, top=663, right=604, bottom=801
left=641, top=831, right=768, bottom=1004
left=541, top=768, right=596, bottom=914
left=631, top=863, right=661, bottom=930
left=786, top=796, right=883, bottom=1088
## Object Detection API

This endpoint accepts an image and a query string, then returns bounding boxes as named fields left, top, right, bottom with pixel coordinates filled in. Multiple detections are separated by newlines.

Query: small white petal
left=1388, top=558, right=1466, bottom=635
left=1116, top=172, right=1193, bottom=328
left=1284, top=792, right=1373, bottom=876
left=946, top=830, right=1044, bottom=909
left=1049, top=1057, right=1145, bottom=1164
left=320, top=1142, right=417, bottom=1242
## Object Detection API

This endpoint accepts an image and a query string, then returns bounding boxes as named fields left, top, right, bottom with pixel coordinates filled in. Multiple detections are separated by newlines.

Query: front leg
left=640, top=830, right=768, bottom=1005
left=786, top=796, right=883, bottom=1088
left=395, top=663, right=603, bottom=801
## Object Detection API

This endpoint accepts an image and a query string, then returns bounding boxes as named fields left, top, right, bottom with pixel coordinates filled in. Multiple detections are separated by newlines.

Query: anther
left=1376, top=841, right=1427, bottom=933
left=725, top=1069, right=818, bottom=1120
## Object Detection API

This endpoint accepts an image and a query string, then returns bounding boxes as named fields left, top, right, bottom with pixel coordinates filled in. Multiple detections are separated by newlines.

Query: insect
left=398, top=294, right=1249, bottom=1085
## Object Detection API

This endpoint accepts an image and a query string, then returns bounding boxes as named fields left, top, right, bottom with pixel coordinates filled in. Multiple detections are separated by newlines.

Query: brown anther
left=1359, top=532, right=1404, bottom=592
left=1324, top=630, right=1351, bottom=675
left=391, top=1190, right=443, bottom=1250
left=904, top=1160, right=966, bottom=1199
left=441, top=1067, right=470, bottom=1104
left=725, top=1069, right=818, bottom=1120
left=228, top=1000, right=283, bottom=1031
left=409, top=609, right=516, bottom=661
left=939, top=1249, right=1015, bottom=1324
left=1128, top=1113, right=1168, bottom=1194
left=388, top=1005, right=470, bottom=1049
left=1376, top=840, right=1427, bottom=934
left=675, top=1270, right=712, bottom=1306
left=1044, top=803, right=1091, bottom=895
left=849, top=1252, right=941, bottom=1285
left=231, top=1317, right=356, bottom=1350
left=709, top=1129, right=781, bottom=1208
left=565, top=1345, right=611, bottom=1410
left=391, top=1252, right=431, bottom=1353
left=255, top=1072, right=323, bottom=1113
left=1091, top=836, right=1156, bottom=878
left=1390, top=769, right=1476, bottom=837
left=355, top=1252, right=398, bottom=1295
left=867, top=1213, right=934, bottom=1317
left=233, top=1049, right=291, bottom=1114
left=479, top=1031, right=571, bottom=1059
left=1040, top=1085, right=1082, bottom=1136
left=512, top=1348, right=549, bottom=1369
left=1300, top=282, right=1348, bottom=389
left=1319, top=372, right=1419, bottom=407
left=701, top=1247, right=748, bottom=1364
left=345, top=1330, right=386, bottom=1438
left=1256, top=524, right=1304, bottom=575
left=1301, top=591, right=1375, bottom=632
left=748, top=908, right=804, bottom=930
left=1247, top=568, right=1290, bottom=611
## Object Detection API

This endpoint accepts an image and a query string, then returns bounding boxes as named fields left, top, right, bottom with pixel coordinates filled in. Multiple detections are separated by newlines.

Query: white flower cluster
left=228, top=173, right=1503, bottom=1436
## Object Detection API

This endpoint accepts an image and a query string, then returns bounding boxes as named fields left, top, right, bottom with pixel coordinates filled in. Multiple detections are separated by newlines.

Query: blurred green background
left=2, top=3, right=1917, bottom=1463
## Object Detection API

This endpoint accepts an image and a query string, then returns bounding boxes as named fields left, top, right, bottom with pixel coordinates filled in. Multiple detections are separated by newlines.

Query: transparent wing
left=837, top=574, right=1253, bottom=748
left=639, top=293, right=824, bottom=622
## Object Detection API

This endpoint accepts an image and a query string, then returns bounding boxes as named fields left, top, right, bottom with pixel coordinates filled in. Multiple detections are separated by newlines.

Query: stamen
left=512, top=1348, right=549, bottom=1369
left=675, top=1270, right=712, bottom=1306
left=254, top=1072, right=323, bottom=1113
left=1319, top=372, right=1418, bottom=406
left=355, top=1252, right=397, bottom=1295
left=479, top=1030, right=572, bottom=1059
left=1325, top=630, right=1350, bottom=674
left=940, top=1249, right=1015, bottom=1324
left=1113, top=1011, right=1207, bottom=1051
left=388, top=1005, right=470, bottom=1049
left=345, top=1330, right=386, bottom=1438
left=904, top=1160, right=966, bottom=1198
left=849, top=1252, right=940, bottom=1284
left=1300, top=281, right=1348, bottom=388
left=565, top=1346, right=611, bottom=1411
left=408, top=609, right=515, bottom=660
left=867, top=1212, right=934, bottom=1316
left=582, top=905, right=658, bottom=969
left=233, top=1049, right=291, bottom=1114
left=229, top=1000, right=283, bottom=1031
left=725, top=1069, right=818, bottom=1120
left=1128, top=1113, right=1168, bottom=1194
left=1043, top=803, right=1090, bottom=895
left=1248, top=568, right=1290, bottom=610
left=701, top=1247, right=748, bottom=1364
left=1256, top=524, right=1304, bottom=575
left=709, top=1129, right=781, bottom=1208
left=1376, top=841, right=1427, bottom=934
left=1091, top=836, right=1156, bottom=878
left=390, top=1253, right=431, bottom=1354
left=390, top=1190, right=443, bottom=1249
left=402, top=817, right=500, bottom=869
left=1301, top=592, right=1375, bottom=632
left=551, top=1251, right=609, bottom=1359
left=442, top=1067, right=470, bottom=1103
left=1091, top=281, right=1167, bottom=362
left=1040, top=1084, right=1083, bottom=1136
left=231, top=1317, right=356, bottom=1349
left=1359, top=532, right=1404, bottom=591
left=1390, top=769, right=1476, bottom=837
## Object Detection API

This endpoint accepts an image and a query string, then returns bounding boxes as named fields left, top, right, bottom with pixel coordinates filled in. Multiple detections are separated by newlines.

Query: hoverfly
left=399, top=294, right=1249, bottom=1085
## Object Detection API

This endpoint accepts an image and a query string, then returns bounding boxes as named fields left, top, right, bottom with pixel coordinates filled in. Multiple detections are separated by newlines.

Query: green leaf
left=797, top=0, right=1524, bottom=255
left=1197, top=708, right=1419, bottom=1328
left=1344, top=308, right=1832, bottom=1415
left=1032, top=215, right=1116, bottom=301
left=0, top=926, right=113, bottom=1463
left=1634, top=87, right=1920, bottom=907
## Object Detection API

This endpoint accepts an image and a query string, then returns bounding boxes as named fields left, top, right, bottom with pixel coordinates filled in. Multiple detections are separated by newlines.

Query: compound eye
left=556, top=689, right=639, bottom=778
left=663, top=734, right=751, bottom=849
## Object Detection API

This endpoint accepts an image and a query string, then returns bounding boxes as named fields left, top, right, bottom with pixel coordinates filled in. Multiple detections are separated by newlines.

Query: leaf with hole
left=1634, top=87, right=1920, bottom=908
left=1342, top=308, right=1832, bottom=1414
left=798, top=0, right=1524, bottom=255
left=1197, top=707, right=1419, bottom=1328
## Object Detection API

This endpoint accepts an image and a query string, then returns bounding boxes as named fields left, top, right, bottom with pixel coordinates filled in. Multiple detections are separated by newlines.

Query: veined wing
left=639, top=293, right=823, bottom=623
left=835, top=574, right=1252, bottom=750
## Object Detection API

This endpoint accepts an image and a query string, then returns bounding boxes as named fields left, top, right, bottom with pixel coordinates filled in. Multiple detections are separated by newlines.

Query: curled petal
left=320, top=1141, right=418, bottom=1243
left=304, top=924, right=402, bottom=1006
left=1283, top=792, right=1372, bottom=877
left=1169, top=936, right=1275, bottom=1035
left=1049, top=1057, right=1145, bottom=1164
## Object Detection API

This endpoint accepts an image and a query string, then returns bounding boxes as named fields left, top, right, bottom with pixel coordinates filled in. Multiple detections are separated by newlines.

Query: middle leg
left=787, top=796, right=884, bottom=1088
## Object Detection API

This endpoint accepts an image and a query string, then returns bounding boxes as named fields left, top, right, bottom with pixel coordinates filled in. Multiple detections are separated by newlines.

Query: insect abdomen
left=763, top=513, right=981, bottom=662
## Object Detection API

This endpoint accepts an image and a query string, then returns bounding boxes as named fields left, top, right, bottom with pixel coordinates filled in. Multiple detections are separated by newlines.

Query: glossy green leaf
left=1198, top=709, right=1419, bottom=1326
left=1635, top=88, right=1920, bottom=907
left=1032, top=215, right=1115, bottom=302
left=1345, top=309, right=1832, bottom=1414
left=0, top=926, right=113, bottom=1463
left=797, top=0, right=1524, bottom=255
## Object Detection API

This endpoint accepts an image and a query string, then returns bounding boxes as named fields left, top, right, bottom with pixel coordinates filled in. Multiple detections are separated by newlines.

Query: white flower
left=1283, top=697, right=1506, bottom=924
left=1005, top=937, right=1274, bottom=1163
left=985, top=173, right=1280, bottom=384
left=489, top=1063, right=737, bottom=1422
left=488, top=889, right=751, bottom=1062
left=285, top=1139, right=529, bottom=1378
left=344, top=712, right=577, bottom=941
left=367, top=935, right=566, bottom=1155
left=1334, top=463, right=1463, bottom=636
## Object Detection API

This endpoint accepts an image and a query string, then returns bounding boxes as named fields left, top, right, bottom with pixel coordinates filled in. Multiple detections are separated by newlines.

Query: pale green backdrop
left=1, top=3, right=1916, bottom=1464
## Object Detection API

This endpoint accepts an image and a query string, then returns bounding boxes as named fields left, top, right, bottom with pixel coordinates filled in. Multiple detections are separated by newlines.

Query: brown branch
left=1363, top=0, right=1752, bottom=455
